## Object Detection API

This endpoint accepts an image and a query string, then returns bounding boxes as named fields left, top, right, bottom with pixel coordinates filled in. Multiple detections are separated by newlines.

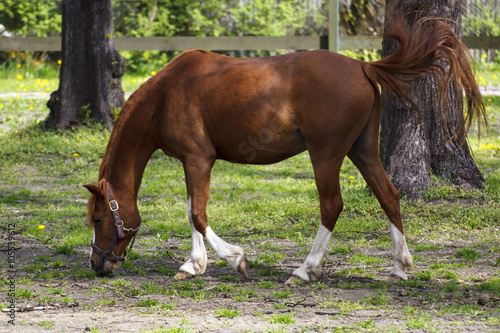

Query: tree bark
left=380, top=0, right=484, bottom=199
left=45, top=0, right=125, bottom=129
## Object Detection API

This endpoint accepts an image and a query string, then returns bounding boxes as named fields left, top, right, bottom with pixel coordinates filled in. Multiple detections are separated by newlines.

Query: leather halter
left=90, top=184, right=141, bottom=266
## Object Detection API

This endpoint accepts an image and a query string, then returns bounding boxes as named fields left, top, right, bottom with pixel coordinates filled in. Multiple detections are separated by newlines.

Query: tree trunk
left=45, top=0, right=125, bottom=129
left=380, top=0, right=484, bottom=199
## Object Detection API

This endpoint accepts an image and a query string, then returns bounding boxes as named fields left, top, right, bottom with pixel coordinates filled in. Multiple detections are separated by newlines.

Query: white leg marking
left=178, top=197, right=207, bottom=276
left=291, top=224, right=332, bottom=282
left=205, top=227, right=244, bottom=271
left=389, top=223, right=413, bottom=280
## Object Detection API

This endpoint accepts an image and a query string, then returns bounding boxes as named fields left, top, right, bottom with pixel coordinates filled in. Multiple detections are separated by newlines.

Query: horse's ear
left=83, top=184, right=104, bottom=198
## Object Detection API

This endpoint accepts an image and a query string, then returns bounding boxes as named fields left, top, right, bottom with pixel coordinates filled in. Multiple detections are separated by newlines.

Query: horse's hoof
left=285, top=276, right=307, bottom=286
left=237, top=257, right=250, bottom=279
left=173, top=271, right=194, bottom=280
left=389, top=270, right=408, bottom=282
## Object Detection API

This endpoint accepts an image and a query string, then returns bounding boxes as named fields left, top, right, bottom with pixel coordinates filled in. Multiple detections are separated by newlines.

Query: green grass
left=456, top=247, right=481, bottom=261
left=214, top=307, right=240, bottom=318
left=406, top=315, right=432, bottom=330
left=267, top=313, right=295, bottom=324
left=136, top=297, right=158, bottom=307
left=479, top=277, right=500, bottom=295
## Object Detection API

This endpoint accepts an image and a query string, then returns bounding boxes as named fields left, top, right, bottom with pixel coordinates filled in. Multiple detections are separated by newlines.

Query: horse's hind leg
left=347, top=111, right=413, bottom=280
left=175, top=157, right=250, bottom=280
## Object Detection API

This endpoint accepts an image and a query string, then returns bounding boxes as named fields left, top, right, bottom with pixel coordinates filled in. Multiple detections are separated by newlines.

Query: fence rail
left=2, top=35, right=500, bottom=52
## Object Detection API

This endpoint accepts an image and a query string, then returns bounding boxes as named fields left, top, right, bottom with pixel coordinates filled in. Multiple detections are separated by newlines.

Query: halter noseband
left=90, top=185, right=141, bottom=268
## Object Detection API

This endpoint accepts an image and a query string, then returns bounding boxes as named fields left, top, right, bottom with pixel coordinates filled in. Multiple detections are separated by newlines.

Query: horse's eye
left=93, top=217, right=103, bottom=224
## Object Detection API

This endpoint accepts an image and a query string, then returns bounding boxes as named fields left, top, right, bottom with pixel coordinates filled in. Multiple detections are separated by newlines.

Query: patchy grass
left=214, top=307, right=240, bottom=318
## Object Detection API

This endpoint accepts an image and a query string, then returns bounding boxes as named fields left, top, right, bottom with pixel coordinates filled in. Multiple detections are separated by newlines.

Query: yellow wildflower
left=38, top=225, right=45, bottom=230
left=73, top=153, right=79, bottom=157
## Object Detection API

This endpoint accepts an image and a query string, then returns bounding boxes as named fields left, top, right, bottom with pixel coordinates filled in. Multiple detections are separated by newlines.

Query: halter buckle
left=104, top=250, right=116, bottom=260
left=109, top=200, right=119, bottom=212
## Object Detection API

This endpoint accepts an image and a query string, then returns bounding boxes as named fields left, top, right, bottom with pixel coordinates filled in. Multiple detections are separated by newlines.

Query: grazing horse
left=84, top=11, right=485, bottom=282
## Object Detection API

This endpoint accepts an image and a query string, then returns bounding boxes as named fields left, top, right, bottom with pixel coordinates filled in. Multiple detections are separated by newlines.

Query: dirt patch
left=1, top=231, right=499, bottom=333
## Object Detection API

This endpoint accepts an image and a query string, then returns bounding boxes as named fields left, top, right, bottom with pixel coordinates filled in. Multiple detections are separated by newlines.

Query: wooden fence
left=2, top=35, right=500, bottom=52
left=1, top=0, right=500, bottom=52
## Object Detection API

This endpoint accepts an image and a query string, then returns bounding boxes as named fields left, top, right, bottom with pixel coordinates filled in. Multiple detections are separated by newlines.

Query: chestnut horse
left=84, top=12, right=485, bottom=282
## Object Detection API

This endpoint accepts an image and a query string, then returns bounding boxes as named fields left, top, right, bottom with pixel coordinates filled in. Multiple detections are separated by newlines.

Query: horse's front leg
left=287, top=158, right=343, bottom=284
left=174, top=204, right=208, bottom=279
left=174, top=157, right=250, bottom=280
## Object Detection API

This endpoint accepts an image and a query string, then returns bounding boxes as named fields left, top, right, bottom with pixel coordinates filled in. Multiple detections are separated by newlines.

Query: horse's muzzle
left=90, top=257, right=116, bottom=276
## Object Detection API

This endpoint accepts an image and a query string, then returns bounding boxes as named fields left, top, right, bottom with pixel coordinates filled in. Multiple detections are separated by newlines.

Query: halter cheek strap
left=107, top=186, right=126, bottom=238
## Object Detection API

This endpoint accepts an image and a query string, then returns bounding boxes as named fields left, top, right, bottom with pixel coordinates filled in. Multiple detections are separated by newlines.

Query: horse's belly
left=215, top=129, right=306, bottom=165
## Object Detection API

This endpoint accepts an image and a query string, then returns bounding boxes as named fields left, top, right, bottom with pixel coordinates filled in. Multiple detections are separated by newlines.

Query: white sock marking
left=292, top=224, right=332, bottom=282
left=178, top=196, right=207, bottom=275
left=205, top=227, right=244, bottom=271
left=389, top=223, right=413, bottom=280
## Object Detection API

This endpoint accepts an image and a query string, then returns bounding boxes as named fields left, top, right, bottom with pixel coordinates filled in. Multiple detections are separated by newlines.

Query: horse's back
left=158, top=50, right=375, bottom=164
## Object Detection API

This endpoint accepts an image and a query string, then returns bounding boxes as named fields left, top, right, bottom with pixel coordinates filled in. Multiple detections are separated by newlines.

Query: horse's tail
left=362, top=11, right=487, bottom=137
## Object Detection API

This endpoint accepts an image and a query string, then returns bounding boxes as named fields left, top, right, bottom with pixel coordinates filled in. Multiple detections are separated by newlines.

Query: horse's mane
left=97, top=51, right=198, bottom=181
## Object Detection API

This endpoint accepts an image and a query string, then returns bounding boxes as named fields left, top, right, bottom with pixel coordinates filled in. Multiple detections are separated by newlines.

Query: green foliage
left=77, top=103, right=91, bottom=125
left=462, top=0, right=500, bottom=37
left=114, top=0, right=324, bottom=38
left=114, top=0, right=326, bottom=73
left=340, top=0, right=384, bottom=35
left=339, top=49, right=381, bottom=62
left=0, top=1, right=62, bottom=37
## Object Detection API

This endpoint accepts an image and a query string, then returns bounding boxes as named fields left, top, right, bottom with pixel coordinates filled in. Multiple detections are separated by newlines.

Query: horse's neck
left=104, top=103, right=158, bottom=204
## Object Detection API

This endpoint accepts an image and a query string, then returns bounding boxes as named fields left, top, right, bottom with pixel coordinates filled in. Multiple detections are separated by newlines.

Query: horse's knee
left=321, top=195, right=343, bottom=231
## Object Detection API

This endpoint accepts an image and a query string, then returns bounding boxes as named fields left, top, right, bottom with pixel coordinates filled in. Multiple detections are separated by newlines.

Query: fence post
left=328, top=0, right=339, bottom=52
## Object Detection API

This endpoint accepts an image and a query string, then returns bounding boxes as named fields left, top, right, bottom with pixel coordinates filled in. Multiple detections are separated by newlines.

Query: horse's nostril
left=90, top=259, right=96, bottom=270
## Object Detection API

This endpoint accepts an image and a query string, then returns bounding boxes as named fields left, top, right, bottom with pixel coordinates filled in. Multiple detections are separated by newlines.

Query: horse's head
left=83, top=180, right=141, bottom=276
